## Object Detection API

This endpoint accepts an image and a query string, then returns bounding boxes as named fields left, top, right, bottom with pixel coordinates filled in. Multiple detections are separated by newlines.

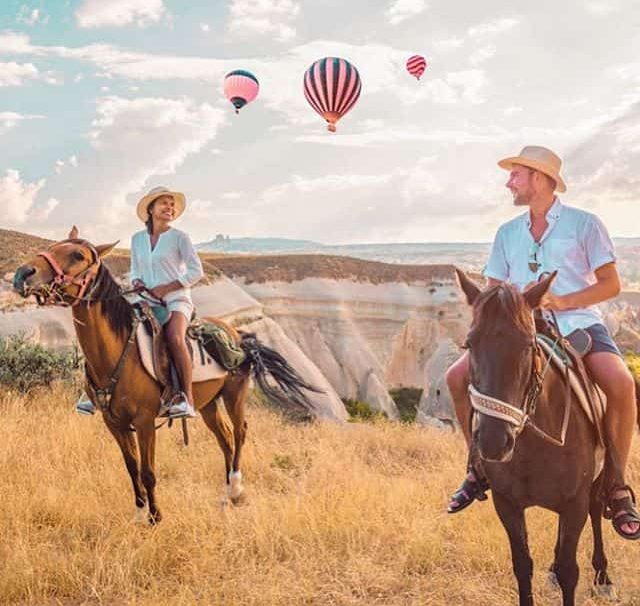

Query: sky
left=1, top=0, right=639, bottom=246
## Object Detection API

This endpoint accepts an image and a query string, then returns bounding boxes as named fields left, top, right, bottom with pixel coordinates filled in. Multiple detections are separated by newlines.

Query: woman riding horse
left=77, top=186, right=203, bottom=419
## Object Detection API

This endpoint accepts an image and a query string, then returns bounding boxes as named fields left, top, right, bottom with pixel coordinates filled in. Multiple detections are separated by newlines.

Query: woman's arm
left=129, top=234, right=144, bottom=288
left=177, top=232, right=204, bottom=287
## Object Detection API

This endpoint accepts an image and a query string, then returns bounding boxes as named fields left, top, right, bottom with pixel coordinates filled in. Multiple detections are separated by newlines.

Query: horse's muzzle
left=479, top=432, right=515, bottom=463
left=12, top=265, right=36, bottom=297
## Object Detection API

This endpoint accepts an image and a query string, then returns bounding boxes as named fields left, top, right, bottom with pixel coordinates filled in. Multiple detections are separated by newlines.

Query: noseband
left=35, top=241, right=101, bottom=307
left=468, top=335, right=572, bottom=447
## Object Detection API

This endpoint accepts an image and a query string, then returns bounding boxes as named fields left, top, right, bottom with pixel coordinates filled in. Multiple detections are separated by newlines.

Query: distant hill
left=197, top=237, right=321, bottom=253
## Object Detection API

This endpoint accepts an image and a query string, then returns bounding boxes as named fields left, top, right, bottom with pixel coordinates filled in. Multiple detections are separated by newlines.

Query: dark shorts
left=580, top=323, right=622, bottom=358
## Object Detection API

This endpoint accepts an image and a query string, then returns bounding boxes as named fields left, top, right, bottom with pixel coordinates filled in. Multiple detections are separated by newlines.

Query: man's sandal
left=604, top=485, right=640, bottom=541
left=447, top=474, right=490, bottom=514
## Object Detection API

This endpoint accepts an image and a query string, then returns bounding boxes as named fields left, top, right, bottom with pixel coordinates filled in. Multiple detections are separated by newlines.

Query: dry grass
left=2, top=384, right=640, bottom=605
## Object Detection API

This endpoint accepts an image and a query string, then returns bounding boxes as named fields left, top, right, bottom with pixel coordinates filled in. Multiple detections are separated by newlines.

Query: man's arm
left=540, top=262, right=621, bottom=311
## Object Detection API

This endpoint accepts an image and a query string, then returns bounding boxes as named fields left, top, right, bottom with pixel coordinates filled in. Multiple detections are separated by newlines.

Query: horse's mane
left=91, top=263, right=133, bottom=338
left=473, top=283, right=533, bottom=337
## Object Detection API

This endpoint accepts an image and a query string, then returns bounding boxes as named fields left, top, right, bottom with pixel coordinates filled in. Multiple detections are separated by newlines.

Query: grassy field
left=2, top=383, right=640, bottom=605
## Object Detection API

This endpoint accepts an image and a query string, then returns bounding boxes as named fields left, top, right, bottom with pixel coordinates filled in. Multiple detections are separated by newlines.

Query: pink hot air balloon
left=303, top=57, right=361, bottom=133
left=406, top=55, right=427, bottom=80
left=224, top=69, right=259, bottom=114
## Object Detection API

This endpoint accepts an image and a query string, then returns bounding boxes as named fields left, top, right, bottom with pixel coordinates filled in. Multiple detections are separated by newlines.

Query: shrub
left=342, top=398, right=386, bottom=422
left=0, top=335, right=80, bottom=393
left=389, top=387, right=423, bottom=423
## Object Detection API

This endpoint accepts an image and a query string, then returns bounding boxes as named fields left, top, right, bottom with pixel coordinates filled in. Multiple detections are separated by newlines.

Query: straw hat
left=498, top=146, right=567, bottom=193
left=136, top=186, right=186, bottom=222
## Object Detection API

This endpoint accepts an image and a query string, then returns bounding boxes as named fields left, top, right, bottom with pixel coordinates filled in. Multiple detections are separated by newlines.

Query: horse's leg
left=492, top=493, right=534, bottom=606
left=554, top=500, right=589, bottom=606
left=199, top=398, right=234, bottom=502
left=105, top=421, right=147, bottom=522
left=221, top=374, right=250, bottom=504
left=589, top=476, right=617, bottom=600
left=136, top=421, right=161, bottom=524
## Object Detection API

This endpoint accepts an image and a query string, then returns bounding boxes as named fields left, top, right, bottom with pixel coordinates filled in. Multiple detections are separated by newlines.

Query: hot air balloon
left=303, top=57, right=361, bottom=133
left=224, top=69, right=259, bottom=114
left=406, top=55, right=427, bottom=80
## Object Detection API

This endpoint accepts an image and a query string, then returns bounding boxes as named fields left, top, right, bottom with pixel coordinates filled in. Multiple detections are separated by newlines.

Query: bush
left=0, top=335, right=81, bottom=393
left=342, top=398, right=386, bottom=422
left=626, top=352, right=640, bottom=381
left=389, top=387, right=423, bottom=423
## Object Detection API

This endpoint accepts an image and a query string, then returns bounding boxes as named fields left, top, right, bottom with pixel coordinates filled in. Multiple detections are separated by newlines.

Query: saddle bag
left=188, top=320, right=247, bottom=371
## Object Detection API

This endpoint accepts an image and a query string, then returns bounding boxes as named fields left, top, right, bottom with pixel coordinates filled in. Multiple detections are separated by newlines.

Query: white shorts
left=166, top=296, right=194, bottom=322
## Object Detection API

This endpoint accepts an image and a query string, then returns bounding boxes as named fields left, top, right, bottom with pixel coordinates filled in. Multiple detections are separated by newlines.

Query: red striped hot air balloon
left=406, top=54, right=427, bottom=80
left=303, top=57, right=361, bottom=133
left=224, top=69, right=259, bottom=114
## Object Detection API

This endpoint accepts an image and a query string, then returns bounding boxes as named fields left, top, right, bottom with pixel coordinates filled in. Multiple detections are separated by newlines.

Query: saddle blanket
left=136, top=321, right=228, bottom=383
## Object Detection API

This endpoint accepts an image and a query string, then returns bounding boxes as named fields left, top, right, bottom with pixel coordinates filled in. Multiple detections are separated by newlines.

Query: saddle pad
left=136, top=322, right=228, bottom=383
left=536, top=336, right=606, bottom=428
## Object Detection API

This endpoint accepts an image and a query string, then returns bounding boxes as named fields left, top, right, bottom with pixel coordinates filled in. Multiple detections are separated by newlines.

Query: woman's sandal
left=604, top=485, right=640, bottom=541
left=447, top=474, right=490, bottom=514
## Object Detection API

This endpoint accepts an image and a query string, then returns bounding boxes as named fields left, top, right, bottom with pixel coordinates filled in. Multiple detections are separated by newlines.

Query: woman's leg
left=165, top=311, right=195, bottom=409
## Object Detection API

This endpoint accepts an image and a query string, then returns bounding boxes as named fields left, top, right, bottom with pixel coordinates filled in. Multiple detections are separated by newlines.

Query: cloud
left=0, top=169, right=45, bottom=226
left=468, top=17, right=519, bottom=38
left=16, top=6, right=44, bottom=26
left=227, top=0, right=300, bottom=43
left=0, top=111, right=43, bottom=134
left=469, top=45, right=496, bottom=66
left=385, top=0, right=428, bottom=25
left=40, top=96, right=227, bottom=240
left=0, top=61, right=39, bottom=86
left=75, top=0, right=166, bottom=28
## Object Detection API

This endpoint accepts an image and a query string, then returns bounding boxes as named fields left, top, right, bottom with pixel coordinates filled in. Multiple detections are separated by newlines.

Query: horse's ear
left=95, top=241, right=119, bottom=258
left=455, top=267, right=481, bottom=306
left=523, top=271, right=557, bottom=309
left=68, top=225, right=79, bottom=239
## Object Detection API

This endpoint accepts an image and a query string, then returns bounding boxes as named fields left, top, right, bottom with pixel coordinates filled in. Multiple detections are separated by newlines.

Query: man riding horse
left=446, top=145, right=640, bottom=540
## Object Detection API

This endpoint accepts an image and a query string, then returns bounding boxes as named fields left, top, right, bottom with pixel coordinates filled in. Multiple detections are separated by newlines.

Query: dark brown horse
left=13, top=228, right=319, bottom=524
left=456, top=269, right=616, bottom=606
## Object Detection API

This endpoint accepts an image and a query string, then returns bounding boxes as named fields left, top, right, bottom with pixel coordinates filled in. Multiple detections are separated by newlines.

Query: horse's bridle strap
left=468, top=385, right=527, bottom=428
left=36, top=246, right=101, bottom=306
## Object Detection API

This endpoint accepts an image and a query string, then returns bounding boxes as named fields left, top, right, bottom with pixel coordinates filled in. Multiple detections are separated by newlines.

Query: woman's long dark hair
left=145, top=200, right=156, bottom=234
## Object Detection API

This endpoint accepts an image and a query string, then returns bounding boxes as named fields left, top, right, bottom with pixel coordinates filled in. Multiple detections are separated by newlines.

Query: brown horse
left=13, top=228, right=320, bottom=524
left=456, top=269, right=617, bottom=606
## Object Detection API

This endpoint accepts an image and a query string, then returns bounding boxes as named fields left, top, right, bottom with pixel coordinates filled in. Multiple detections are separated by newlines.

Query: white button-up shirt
left=483, top=198, right=616, bottom=336
left=129, top=227, right=204, bottom=305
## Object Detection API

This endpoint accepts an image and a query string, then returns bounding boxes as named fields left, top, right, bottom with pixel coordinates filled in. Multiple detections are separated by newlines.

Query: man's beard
left=512, top=190, right=532, bottom=206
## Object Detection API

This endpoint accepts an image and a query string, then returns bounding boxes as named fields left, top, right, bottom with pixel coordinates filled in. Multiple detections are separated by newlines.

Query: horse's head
left=456, top=268, right=556, bottom=463
left=13, top=226, right=118, bottom=307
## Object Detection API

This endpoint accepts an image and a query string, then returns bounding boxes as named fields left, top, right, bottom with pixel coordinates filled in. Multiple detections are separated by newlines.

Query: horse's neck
left=72, top=303, right=128, bottom=381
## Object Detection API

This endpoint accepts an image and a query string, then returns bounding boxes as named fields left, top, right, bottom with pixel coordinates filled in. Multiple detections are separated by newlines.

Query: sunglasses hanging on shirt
left=528, top=242, right=541, bottom=273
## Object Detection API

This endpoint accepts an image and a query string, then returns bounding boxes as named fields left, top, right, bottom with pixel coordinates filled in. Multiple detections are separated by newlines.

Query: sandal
left=447, top=472, right=490, bottom=514
left=604, top=485, right=640, bottom=541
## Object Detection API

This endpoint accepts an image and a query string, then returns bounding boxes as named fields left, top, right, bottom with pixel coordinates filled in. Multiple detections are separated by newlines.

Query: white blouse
left=129, top=228, right=204, bottom=304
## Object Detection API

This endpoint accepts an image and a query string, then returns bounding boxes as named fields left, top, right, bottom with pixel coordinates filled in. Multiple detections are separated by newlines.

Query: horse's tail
left=239, top=332, right=324, bottom=414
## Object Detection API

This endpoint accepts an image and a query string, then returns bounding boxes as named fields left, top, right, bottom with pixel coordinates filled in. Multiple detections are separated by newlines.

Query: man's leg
left=445, top=351, right=488, bottom=513
left=585, top=350, right=640, bottom=538
left=445, top=351, right=472, bottom=445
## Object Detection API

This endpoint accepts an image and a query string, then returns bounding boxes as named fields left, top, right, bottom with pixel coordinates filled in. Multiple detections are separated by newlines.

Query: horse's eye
left=462, top=340, right=471, bottom=350
left=72, top=251, right=85, bottom=262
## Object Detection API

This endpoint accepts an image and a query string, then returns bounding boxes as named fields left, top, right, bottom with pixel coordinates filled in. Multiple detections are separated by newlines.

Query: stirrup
left=75, top=392, right=96, bottom=416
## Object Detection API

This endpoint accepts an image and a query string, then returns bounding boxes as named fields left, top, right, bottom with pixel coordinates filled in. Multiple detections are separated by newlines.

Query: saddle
left=535, top=316, right=606, bottom=448
left=134, top=303, right=228, bottom=388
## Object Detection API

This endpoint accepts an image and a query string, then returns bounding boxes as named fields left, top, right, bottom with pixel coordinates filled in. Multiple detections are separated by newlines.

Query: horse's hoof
left=148, top=510, right=162, bottom=526
left=591, top=583, right=619, bottom=602
left=230, top=490, right=247, bottom=506
left=547, top=570, right=560, bottom=589
left=133, top=506, right=147, bottom=524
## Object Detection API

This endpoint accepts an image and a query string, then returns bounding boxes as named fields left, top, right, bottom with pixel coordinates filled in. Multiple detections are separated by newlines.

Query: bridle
left=468, top=332, right=572, bottom=448
left=34, top=240, right=102, bottom=307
